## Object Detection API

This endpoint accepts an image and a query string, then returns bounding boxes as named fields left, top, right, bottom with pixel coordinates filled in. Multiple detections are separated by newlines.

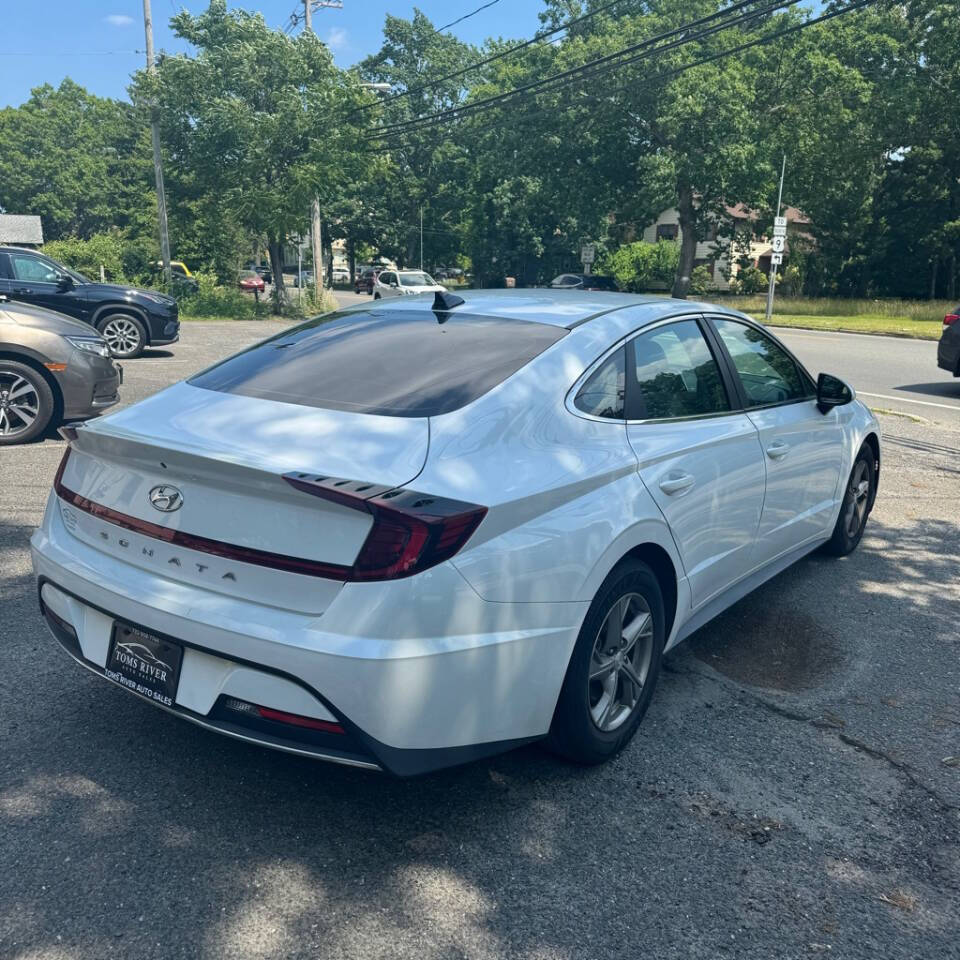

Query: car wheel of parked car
left=99, top=314, right=146, bottom=359
left=547, top=559, right=665, bottom=764
left=0, top=360, right=54, bottom=445
left=823, top=444, right=875, bottom=556
left=374, top=293, right=381, bottom=300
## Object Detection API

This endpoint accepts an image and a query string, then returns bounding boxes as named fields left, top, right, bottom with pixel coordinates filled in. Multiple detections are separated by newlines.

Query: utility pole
left=420, top=207, right=424, bottom=270
left=304, top=0, right=321, bottom=299
left=143, top=0, right=171, bottom=285
left=765, top=154, right=786, bottom=323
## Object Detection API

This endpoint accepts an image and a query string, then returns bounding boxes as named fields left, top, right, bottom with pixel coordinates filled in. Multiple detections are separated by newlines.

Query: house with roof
left=0, top=214, right=44, bottom=248
left=641, top=204, right=812, bottom=289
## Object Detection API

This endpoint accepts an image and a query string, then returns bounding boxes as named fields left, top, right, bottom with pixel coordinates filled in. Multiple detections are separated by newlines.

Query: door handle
left=659, top=473, right=696, bottom=495
left=766, top=440, right=790, bottom=460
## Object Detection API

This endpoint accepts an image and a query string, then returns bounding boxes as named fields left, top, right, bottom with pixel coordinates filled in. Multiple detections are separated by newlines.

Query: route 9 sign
left=771, top=235, right=786, bottom=253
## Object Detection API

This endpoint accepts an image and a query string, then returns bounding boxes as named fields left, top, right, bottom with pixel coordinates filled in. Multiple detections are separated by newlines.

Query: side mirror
left=817, top=372, right=853, bottom=414
left=390, top=281, right=399, bottom=288
left=56, top=274, right=74, bottom=292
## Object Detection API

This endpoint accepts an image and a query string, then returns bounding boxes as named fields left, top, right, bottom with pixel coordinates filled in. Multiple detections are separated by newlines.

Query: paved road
left=772, top=326, right=960, bottom=422
left=0, top=319, right=958, bottom=960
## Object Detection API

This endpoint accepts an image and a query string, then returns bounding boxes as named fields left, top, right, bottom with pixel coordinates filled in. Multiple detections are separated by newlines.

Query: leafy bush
left=600, top=241, right=680, bottom=292
left=690, top=264, right=714, bottom=296
left=733, top=266, right=768, bottom=295
left=43, top=233, right=126, bottom=282
left=176, top=271, right=259, bottom=318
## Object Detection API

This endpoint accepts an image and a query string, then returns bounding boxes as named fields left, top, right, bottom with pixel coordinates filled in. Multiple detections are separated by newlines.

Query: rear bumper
left=31, top=494, right=585, bottom=775
left=937, top=331, right=959, bottom=375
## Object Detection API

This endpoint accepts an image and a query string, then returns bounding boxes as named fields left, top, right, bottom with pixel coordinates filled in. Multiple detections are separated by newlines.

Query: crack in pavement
left=666, top=659, right=960, bottom=816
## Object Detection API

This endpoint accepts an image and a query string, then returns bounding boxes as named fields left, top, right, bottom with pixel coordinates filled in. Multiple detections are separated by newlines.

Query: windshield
left=399, top=272, right=435, bottom=287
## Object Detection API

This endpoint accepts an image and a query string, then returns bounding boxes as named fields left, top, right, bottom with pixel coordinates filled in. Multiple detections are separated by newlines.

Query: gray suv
left=0, top=295, right=121, bottom=444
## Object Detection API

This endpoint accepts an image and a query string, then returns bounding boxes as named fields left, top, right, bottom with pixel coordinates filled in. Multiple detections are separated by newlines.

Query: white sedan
left=373, top=269, right=446, bottom=299
left=32, top=291, right=879, bottom=775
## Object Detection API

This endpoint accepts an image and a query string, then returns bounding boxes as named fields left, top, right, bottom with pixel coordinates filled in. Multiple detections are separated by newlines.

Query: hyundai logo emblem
left=149, top=484, right=183, bottom=513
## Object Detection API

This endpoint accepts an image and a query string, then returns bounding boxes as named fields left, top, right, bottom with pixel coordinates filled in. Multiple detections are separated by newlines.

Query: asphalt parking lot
left=1, top=317, right=958, bottom=960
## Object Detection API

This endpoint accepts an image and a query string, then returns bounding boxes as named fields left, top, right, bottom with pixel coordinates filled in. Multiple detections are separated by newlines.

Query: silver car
left=0, top=295, right=121, bottom=444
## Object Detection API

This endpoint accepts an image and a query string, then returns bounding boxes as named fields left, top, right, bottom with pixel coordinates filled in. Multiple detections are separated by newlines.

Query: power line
left=367, top=0, right=879, bottom=147
left=350, top=0, right=641, bottom=116
left=434, top=1, right=502, bottom=34
left=367, top=0, right=801, bottom=139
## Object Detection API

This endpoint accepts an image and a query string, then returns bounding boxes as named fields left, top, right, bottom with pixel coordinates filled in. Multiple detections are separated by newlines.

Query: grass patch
left=713, top=296, right=950, bottom=340
left=762, top=313, right=942, bottom=340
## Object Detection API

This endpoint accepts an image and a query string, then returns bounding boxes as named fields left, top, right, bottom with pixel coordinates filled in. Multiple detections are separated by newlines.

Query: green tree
left=134, top=1, right=367, bottom=308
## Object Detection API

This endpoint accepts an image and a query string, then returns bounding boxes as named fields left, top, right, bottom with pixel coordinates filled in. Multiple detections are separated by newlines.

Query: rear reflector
left=945, top=314, right=958, bottom=326
left=223, top=697, right=344, bottom=734
left=283, top=474, right=487, bottom=581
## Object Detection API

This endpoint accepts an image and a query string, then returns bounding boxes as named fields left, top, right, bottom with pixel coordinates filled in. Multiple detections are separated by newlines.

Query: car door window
left=574, top=347, right=625, bottom=419
left=712, top=319, right=808, bottom=407
left=10, top=254, right=58, bottom=283
left=628, top=320, right=729, bottom=420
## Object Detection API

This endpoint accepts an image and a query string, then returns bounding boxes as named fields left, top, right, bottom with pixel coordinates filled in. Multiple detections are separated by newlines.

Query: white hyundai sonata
left=32, top=290, right=880, bottom=775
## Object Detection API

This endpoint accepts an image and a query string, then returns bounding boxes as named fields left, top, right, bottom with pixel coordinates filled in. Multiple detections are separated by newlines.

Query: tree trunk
left=268, top=238, right=287, bottom=312
left=672, top=186, right=697, bottom=299
left=947, top=254, right=956, bottom=302
left=347, top=238, right=355, bottom=284
left=929, top=256, right=939, bottom=300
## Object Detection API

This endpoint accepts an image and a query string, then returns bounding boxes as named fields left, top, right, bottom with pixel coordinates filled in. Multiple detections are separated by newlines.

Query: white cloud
left=104, top=14, right=134, bottom=28
left=326, top=27, right=348, bottom=50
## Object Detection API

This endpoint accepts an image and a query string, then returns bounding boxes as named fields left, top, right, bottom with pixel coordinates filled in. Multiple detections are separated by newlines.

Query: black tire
left=0, top=360, right=55, bottom=445
left=547, top=559, right=665, bottom=764
left=373, top=292, right=381, bottom=300
left=822, top=444, right=876, bottom=556
left=97, top=312, right=147, bottom=359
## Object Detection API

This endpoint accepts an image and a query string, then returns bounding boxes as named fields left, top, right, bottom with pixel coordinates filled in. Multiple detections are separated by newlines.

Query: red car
left=238, top=270, right=265, bottom=293
left=354, top=268, right=381, bottom=295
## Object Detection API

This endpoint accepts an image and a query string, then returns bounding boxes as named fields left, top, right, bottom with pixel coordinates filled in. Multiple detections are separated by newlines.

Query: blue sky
left=0, top=1, right=547, bottom=108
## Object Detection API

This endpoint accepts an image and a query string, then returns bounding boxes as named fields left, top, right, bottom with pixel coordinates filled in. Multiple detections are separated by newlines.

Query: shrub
left=600, top=240, right=680, bottom=292
left=43, top=233, right=126, bottom=282
left=733, top=266, right=768, bottom=295
left=177, top=271, right=259, bottom=318
left=690, top=264, right=713, bottom=296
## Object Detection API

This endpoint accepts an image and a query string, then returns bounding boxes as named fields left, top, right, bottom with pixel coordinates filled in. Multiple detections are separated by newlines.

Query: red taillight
left=944, top=314, right=959, bottom=326
left=283, top=474, right=487, bottom=581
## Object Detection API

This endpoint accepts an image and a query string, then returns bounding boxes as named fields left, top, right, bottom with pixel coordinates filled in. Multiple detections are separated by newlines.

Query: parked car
left=0, top=295, right=121, bottom=444
left=354, top=268, right=380, bottom=294
left=550, top=273, right=620, bottom=292
left=238, top=270, right=265, bottom=294
left=373, top=269, right=446, bottom=300
left=0, top=246, right=180, bottom=359
left=291, top=270, right=315, bottom=288
left=937, top=306, right=960, bottom=376
left=243, top=263, right=273, bottom=285
left=32, top=291, right=880, bottom=775
left=153, top=260, right=198, bottom=293
left=331, top=266, right=350, bottom=285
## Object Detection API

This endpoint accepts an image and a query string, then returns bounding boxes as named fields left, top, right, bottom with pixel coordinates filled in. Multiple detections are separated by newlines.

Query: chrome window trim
left=566, top=313, right=744, bottom=426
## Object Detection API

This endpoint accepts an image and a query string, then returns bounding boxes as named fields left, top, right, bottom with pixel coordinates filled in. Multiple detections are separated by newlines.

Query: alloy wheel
left=0, top=370, right=40, bottom=439
left=101, top=317, right=142, bottom=357
left=844, top=459, right=870, bottom=538
left=588, top=592, right=655, bottom=732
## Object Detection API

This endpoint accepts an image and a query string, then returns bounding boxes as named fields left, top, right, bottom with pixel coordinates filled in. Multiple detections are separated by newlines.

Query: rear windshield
left=189, top=308, right=566, bottom=417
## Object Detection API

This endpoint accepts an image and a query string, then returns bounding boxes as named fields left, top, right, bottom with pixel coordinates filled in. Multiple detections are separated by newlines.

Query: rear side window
left=629, top=320, right=729, bottom=420
left=574, top=347, right=625, bottom=419
left=190, top=309, right=566, bottom=417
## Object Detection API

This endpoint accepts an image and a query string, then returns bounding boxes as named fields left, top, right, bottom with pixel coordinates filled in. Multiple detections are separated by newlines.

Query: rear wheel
left=823, top=444, right=875, bottom=556
left=0, top=361, right=54, bottom=445
left=99, top=313, right=146, bottom=359
left=547, top=559, right=665, bottom=764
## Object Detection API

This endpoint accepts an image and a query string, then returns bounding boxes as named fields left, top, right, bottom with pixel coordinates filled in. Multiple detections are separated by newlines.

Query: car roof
left=343, top=288, right=743, bottom=330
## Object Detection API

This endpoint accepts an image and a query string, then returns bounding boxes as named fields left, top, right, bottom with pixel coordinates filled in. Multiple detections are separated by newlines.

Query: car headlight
left=65, top=336, right=111, bottom=358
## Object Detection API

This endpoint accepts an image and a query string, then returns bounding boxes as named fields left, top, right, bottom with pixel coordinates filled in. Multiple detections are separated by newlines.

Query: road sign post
left=765, top=156, right=787, bottom=323
left=581, top=242, right=596, bottom=274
